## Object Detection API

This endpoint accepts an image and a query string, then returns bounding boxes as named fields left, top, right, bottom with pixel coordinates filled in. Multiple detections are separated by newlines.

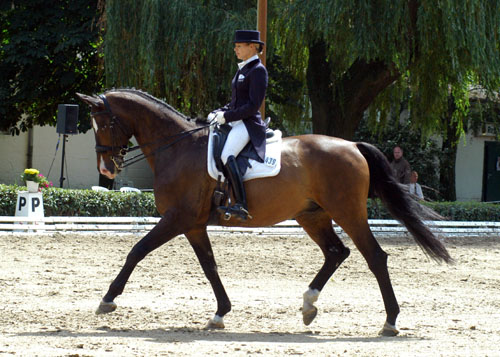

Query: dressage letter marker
left=15, top=192, right=44, bottom=218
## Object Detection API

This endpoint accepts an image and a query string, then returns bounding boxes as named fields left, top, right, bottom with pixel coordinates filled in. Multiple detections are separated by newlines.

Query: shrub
left=1, top=184, right=499, bottom=221
left=0, top=184, right=159, bottom=217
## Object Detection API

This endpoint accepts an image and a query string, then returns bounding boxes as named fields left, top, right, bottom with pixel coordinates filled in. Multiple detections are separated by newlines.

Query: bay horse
left=77, top=89, right=451, bottom=336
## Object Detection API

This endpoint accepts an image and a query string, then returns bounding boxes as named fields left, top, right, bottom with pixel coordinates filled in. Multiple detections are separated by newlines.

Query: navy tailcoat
left=221, top=58, right=268, bottom=162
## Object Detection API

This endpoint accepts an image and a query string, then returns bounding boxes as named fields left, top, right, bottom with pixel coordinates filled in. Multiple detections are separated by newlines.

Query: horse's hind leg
left=338, top=218, right=400, bottom=336
left=96, top=213, right=184, bottom=314
left=185, top=228, right=231, bottom=329
left=296, top=211, right=351, bottom=326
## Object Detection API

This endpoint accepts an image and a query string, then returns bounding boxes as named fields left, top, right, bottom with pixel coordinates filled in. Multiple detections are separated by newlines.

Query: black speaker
left=56, top=104, right=79, bottom=135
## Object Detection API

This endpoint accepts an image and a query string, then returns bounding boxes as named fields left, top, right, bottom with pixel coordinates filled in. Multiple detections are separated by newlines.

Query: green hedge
left=0, top=184, right=159, bottom=217
left=1, top=184, right=499, bottom=221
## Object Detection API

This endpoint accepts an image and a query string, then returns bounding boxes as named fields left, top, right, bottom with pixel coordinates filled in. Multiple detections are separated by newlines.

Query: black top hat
left=234, top=30, right=265, bottom=46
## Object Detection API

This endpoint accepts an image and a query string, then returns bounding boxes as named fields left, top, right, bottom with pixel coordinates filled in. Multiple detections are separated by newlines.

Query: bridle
left=91, top=94, right=212, bottom=171
left=91, top=94, right=131, bottom=170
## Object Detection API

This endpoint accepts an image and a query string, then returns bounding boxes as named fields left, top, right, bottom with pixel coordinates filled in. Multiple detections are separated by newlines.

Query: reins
left=92, top=94, right=213, bottom=169
left=120, top=125, right=211, bottom=168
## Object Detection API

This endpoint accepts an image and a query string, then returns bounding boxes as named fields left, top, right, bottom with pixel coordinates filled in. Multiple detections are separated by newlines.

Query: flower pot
left=26, top=180, right=39, bottom=193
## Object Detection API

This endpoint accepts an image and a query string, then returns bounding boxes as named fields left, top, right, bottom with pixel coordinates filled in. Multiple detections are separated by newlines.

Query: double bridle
left=91, top=94, right=212, bottom=170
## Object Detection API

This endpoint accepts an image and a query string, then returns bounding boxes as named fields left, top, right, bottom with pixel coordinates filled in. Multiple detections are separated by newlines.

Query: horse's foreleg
left=296, top=213, right=350, bottom=326
left=185, top=228, right=231, bottom=329
left=96, top=215, right=182, bottom=315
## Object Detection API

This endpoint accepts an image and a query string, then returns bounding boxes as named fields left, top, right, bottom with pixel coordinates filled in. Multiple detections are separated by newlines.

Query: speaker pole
left=59, top=134, right=68, bottom=188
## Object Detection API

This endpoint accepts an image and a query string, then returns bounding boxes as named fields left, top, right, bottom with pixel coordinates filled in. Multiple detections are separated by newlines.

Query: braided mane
left=104, top=88, right=207, bottom=123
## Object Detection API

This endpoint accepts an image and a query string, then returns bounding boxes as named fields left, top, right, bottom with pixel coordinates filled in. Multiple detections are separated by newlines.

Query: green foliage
left=103, top=0, right=308, bottom=127
left=0, top=184, right=159, bottom=217
left=266, top=54, right=309, bottom=135
left=367, top=198, right=500, bottom=221
left=1, top=184, right=497, bottom=221
left=427, top=201, right=500, bottom=221
left=274, top=0, right=500, bottom=136
left=104, top=0, right=256, bottom=117
left=0, top=185, right=20, bottom=216
left=0, top=1, right=103, bottom=133
left=102, top=0, right=500, bottom=140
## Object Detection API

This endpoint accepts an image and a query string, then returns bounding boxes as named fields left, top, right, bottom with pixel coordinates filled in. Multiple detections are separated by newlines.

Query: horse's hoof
left=379, top=321, right=399, bottom=336
left=95, top=300, right=117, bottom=315
left=302, top=306, right=318, bottom=326
left=204, top=315, right=225, bottom=329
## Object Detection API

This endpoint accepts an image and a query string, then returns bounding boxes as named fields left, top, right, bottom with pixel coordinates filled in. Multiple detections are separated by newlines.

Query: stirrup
left=217, top=206, right=233, bottom=221
left=217, top=204, right=251, bottom=221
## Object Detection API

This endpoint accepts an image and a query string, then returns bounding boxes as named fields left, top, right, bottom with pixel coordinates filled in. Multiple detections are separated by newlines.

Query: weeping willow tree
left=104, top=0, right=500, bottom=139
left=275, top=0, right=500, bottom=139
left=103, top=0, right=257, bottom=116
left=103, top=0, right=308, bottom=132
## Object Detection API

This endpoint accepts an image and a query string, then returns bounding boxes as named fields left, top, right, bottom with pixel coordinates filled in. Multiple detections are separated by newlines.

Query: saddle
left=207, top=123, right=282, bottom=182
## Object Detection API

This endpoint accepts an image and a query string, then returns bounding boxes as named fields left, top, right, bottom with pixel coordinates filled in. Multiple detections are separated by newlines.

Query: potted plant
left=20, top=168, right=51, bottom=192
left=38, top=174, right=53, bottom=190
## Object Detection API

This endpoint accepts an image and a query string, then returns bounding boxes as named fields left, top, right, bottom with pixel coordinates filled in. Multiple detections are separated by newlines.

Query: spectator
left=390, top=145, right=411, bottom=184
left=409, top=170, right=424, bottom=200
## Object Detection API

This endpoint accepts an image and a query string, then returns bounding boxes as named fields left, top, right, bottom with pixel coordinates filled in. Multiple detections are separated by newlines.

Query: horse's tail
left=356, top=142, right=452, bottom=264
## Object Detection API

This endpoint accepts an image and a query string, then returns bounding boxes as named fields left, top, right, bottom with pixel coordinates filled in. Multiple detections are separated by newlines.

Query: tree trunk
left=306, top=40, right=400, bottom=139
left=306, top=41, right=335, bottom=136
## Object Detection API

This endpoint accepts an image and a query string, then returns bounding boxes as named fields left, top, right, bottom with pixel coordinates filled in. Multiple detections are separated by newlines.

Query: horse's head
left=76, top=93, right=132, bottom=179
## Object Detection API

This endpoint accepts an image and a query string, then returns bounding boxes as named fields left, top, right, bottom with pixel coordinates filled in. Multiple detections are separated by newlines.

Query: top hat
left=234, top=30, right=265, bottom=46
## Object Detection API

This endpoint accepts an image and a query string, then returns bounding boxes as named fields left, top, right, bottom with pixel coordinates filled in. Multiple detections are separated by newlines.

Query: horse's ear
left=76, top=93, right=101, bottom=108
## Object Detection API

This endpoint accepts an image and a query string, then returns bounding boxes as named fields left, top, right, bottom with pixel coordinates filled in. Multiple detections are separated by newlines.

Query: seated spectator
left=409, top=170, right=424, bottom=200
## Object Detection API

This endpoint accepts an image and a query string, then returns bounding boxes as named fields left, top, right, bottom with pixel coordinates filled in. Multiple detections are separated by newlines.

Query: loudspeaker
left=56, top=104, right=79, bottom=135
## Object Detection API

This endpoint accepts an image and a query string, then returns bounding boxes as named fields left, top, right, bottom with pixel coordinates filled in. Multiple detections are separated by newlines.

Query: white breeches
left=221, top=120, right=250, bottom=165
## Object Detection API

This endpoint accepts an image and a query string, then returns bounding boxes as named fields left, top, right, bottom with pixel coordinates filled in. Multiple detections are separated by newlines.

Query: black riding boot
left=217, top=155, right=251, bottom=221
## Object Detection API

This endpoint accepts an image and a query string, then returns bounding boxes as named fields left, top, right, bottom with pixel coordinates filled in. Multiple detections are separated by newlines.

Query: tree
left=0, top=0, right=103, bottom=134
left=275, top=0, right=500, bottom=139
left=103, top=0, right=256, bottom=117
left=102, top=1, right=500, bottom=140
left=102, top=0, right=308, bottom=132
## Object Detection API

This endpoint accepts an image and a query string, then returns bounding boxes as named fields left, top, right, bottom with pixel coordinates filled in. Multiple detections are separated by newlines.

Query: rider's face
left=234, top=43, right=257, bottom=61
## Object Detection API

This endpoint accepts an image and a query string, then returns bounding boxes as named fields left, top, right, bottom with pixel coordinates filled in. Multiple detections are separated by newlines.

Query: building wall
left=455, top=132, right=491, bottom=201
left=0, top=124, right=495, bottom=200
left=0, top=126, right=153, bottom=189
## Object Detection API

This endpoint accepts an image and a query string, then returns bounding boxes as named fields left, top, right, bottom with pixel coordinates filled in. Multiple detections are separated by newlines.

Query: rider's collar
left=237, top=55, right=259, bottom=70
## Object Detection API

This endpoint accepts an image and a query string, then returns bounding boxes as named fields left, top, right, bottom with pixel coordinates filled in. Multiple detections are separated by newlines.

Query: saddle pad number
left=265, top=156, right=277, bottom=167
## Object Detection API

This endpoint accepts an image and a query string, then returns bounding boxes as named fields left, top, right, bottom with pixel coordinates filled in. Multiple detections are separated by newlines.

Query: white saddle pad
left=207, top=126, right=282, bottom=182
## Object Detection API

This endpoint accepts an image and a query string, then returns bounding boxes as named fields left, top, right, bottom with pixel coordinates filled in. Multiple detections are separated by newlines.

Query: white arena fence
left=1, top=216, right=499, bottom=237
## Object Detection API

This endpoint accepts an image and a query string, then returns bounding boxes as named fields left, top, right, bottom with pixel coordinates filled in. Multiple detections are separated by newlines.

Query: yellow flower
left=21, top=168, right=43, bottom=183
left=24, top=168, right=40, bottom=175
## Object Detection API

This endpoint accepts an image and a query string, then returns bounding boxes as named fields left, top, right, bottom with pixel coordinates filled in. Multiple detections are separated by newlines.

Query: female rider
left=210, top=30, right=268, bottom=221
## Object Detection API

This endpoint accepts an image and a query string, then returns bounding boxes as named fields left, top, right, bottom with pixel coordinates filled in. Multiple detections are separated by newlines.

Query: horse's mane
left=104, top=88, right=208, bottom=123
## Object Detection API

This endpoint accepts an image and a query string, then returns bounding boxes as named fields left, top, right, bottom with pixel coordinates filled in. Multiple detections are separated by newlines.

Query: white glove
left=207, top=112, right=216, bottom=121
left=214, top=111, right=226, bottom=125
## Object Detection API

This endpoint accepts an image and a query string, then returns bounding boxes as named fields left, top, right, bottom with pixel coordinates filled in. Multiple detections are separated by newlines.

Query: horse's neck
left=131, top=110, right=198, bottom=170
left=133, top=112, right=193, bottom=146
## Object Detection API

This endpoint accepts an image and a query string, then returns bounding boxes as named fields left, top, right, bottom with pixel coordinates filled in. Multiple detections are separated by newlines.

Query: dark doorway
left=483, top=141, right=500, bottom=202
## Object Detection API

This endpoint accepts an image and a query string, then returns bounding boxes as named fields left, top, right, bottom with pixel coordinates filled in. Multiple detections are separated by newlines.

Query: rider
left=209, top=30, right=268, bottom=221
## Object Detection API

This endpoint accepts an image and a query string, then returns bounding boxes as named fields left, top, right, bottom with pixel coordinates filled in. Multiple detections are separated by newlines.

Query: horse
left=77, top=89, right=452, bottom=336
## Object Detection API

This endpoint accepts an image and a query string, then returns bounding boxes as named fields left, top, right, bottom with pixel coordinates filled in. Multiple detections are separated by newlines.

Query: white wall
left=0, top=131, right=29, bottom=184
left=0, top=124, right=495, bottom=200
left=455, top=132, right=489, bottom=201
left=0, top=126, right=153, bottom=189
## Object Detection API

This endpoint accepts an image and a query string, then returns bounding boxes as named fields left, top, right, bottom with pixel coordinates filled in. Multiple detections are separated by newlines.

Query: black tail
left=356, top=142, right=452, bottom=264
